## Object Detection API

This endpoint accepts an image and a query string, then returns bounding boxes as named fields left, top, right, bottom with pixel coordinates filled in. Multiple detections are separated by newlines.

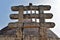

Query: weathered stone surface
left=0, top=3, right=59, bottom=40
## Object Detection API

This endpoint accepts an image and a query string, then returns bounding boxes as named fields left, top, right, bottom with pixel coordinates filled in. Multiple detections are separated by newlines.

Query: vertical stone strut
left=16, top=5, right=24, bottom=40
left=39, top=7, right=48, bottom=40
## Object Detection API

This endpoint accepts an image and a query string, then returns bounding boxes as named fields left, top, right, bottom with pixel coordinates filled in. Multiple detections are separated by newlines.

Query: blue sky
left=0, top=0, right=60, bottom=37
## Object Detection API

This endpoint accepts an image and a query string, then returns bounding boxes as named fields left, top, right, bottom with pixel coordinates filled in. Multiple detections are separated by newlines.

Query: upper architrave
left=11, top=4, right=51, bottom=11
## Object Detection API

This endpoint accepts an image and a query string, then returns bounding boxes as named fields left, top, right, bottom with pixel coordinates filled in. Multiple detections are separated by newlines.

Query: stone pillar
left=16, top=5, right=24, bottom=40
left=39, top=7, right=48, bottom=40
